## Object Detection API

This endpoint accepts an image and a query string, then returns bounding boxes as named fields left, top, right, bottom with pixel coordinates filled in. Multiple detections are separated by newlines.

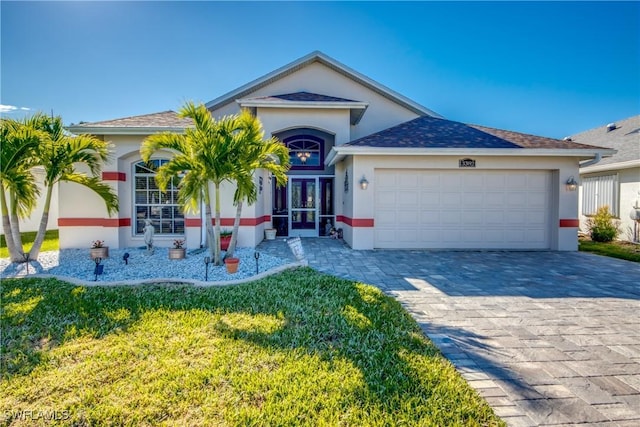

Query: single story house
left=63, top=51, right=613, bottom=251
left=571, top=115, right=640, bottom=242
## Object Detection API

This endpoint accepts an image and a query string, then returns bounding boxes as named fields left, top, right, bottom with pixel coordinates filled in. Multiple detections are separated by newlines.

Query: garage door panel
left=397, top=210, right=419, bottom=223
left=420, top=229, right=442, bottom=243
left=376, top=190, right=397, bottom=207
left=528, top=173, right=549, bottom=187
left=485, top=211, right=505, bottom=225
left=397, top=191, right=419, bottom=206
left=420, top=210, right=440, bottom=222
left=442, top=193, right=461, bottom=207
left=420, top=173, right=441, bottom=188
left=464, top=229, right=484, bottom=244
left=485, top=174, right=506, bottom=187
left=441, top=174, right=463, bottom=191
left=374, top=169, right=550, bottom=249
left=485, top=192, right=505, bottom=205
left=441, top=211, right=462, bottom=224
left=464, top=210, right=486, bottom=225
left=527, top=192, right=548, bottom=208
left=375, top=210, right=397, bottom=225
left=482, top=229, right=505, bottom=243
left=506, top=174, right=527, bottom=189
left=397, top=173, right=419, bottom=188
left=506, top=193, right=528, bottom=207
left=463, top=193, right=485, bottom=206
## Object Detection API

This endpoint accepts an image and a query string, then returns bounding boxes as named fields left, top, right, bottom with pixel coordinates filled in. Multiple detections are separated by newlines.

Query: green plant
left=91, top=240, right=105, bottom=249
left=220, top=229, right=232, bottom=238
left=0, top=270, right=504, bottom=426
left=587, top=205, right=620, bottom=242
left=172, top=239, right=185, bottom=249
left=579, top=239, right=640, bottom=263
left=0, top=230, right=58, bottom=259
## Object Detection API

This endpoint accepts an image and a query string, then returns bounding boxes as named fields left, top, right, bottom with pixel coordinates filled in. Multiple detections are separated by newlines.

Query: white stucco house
left=63, top=51, right=613, bottom=251
left=571, top=115, right=640, bottom=242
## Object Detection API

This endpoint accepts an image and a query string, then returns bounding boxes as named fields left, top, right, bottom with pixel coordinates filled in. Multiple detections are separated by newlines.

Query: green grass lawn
left=1, top=269, right=504, bottom=426
left=0, top=229, right=59, bottom=259
left=579, top=239, right=640, bottom=263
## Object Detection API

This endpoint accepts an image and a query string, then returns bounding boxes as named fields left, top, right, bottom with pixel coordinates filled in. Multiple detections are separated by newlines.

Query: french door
left=272, top=176, right=334, bottom=237
left=290, top=178, right=316, bottom=237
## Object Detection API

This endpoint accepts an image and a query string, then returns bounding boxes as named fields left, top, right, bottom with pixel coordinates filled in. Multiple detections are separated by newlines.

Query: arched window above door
left=283, top=134, right=324, bottom=170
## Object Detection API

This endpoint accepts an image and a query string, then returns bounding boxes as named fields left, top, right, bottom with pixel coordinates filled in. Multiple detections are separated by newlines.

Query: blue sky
left=1, top=1, right=638, bottom=139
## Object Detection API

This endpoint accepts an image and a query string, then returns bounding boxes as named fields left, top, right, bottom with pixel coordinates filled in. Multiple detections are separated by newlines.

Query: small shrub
left=587, top=206, right=620, bottom=242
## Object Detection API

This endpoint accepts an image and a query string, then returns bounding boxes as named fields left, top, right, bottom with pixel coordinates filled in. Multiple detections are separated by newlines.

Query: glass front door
left=290, top=178, right=317, bottom=237
left=272, top=176, right=334, bottom=238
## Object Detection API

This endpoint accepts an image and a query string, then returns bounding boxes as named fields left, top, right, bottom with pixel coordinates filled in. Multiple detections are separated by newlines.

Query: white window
left=133, top=160, right=184, bottom=235
left=582, top=174, right=619, bottom=217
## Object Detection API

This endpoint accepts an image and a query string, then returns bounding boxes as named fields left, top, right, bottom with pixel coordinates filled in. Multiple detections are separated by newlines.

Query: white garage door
left=374, top=169, right=551, bottom=249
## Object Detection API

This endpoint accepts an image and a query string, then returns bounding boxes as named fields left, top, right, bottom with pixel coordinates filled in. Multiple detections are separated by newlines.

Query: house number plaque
left=459, top=158, right=476, bottom=168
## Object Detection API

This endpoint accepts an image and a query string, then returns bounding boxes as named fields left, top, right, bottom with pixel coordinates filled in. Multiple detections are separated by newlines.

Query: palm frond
left=62, top=173, right=119, bottom=216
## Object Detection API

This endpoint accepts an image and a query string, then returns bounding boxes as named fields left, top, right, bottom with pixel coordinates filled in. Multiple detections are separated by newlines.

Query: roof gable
left=205, top=51, right=442, bottom=118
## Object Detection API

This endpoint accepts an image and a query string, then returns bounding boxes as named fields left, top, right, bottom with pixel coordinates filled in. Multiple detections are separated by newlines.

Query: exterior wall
left=259, top=107, right=350, bottom=146
left=209, top=62, right=420, bottom=141
left=579, top=166, right=640, bottom=242
left=1, top=168, right=59, bottom=235
left=344, top=155, right=580, bottom=251
left=335, top=157, right=355, bottom=247
left=58, top=134, right=264, bottom=250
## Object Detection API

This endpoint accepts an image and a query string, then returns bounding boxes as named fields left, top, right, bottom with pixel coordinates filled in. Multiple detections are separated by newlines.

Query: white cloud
left=0, top=104, right=32, bottom=114
left=0, top=104, right=19, bottom=113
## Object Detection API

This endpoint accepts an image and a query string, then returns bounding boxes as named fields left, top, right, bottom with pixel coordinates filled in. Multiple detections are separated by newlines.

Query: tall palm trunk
left=28, top=184, right=53, bottom=260
left=0, top=186, right=23, bottom=262
left=203, top=183, right=216, bottom=261
left=8, top=191, right=25, bottom=261
left=226, top=200, right=243, bottom=258
left=213, top=182, right=222, bottom=266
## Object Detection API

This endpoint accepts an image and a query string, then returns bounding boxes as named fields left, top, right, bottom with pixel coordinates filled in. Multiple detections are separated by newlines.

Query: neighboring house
left=571, top=115, right=640, bottom=242
left=63, top=51, right=612, bottom=251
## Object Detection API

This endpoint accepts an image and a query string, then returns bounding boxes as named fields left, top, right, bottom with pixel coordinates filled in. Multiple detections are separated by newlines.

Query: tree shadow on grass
left=1, top=269, right=504, bottom=425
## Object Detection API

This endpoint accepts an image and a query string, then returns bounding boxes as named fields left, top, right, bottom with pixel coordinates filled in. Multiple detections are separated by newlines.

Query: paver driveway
left=258, top=238, right=640, bottom=426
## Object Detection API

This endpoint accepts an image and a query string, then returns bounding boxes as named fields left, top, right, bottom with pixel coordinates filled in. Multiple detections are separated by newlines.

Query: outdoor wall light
left=359, top=176, right=369, bottom=190
left=565, top=176, right=578, bottom=192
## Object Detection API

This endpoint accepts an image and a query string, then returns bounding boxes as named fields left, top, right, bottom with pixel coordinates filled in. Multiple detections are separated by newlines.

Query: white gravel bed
left=0, top=247, right=292, bottom=284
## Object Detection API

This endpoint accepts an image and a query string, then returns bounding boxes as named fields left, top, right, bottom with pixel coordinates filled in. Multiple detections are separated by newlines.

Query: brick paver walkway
left=258, top=238, right=640, bottom=426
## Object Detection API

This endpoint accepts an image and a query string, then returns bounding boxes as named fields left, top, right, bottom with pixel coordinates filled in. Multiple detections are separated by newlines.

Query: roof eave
left=326, top=146, right=615, bottom=166
left=66, top=126, right=188, bottom=135
left=580, top=159, right=640, bottom=174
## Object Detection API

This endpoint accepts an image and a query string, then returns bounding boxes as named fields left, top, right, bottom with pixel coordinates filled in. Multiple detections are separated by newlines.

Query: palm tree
left=28, top=115, right=119, bottom=260
left=225, top=110, right=290, bottom=258
left=141, top=102, right=242, bottom=265
left=0, top=115, right=43, bottom=262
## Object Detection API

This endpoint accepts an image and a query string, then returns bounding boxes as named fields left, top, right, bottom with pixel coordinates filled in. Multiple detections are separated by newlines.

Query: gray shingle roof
left=570, top=115, right=640, bottom=166
left=344, top=115, right=604, bottom=150
left=248, top=91, right=360, bottom=103
left=70, top=110, right=193, bottom=129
